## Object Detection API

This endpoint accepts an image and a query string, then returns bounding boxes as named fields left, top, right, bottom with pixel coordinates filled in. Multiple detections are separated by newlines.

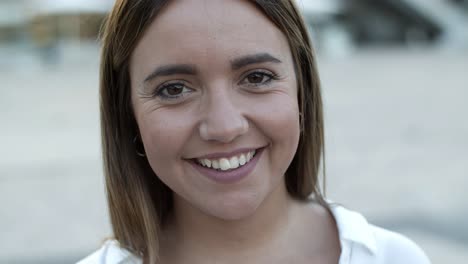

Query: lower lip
left=189, top=148, right=264, bottom=184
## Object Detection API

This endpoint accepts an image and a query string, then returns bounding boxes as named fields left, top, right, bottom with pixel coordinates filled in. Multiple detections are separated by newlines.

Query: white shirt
left=77, top=204, right=431, bottom=264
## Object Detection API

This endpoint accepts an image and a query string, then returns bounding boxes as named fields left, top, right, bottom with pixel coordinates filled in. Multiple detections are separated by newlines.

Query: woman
left=79, top=0, right=430, bottom=263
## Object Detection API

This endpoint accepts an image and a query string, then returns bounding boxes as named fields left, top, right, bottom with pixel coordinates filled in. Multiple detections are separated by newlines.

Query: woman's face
left=130, top=0, right=300, bottom=220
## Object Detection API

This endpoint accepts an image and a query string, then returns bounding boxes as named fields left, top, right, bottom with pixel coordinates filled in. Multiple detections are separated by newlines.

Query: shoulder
left=328, top=203, right=431, bottom=264
left=76, top=240, right=142, bottom=264
left=369, top=224, right=431, bottom=264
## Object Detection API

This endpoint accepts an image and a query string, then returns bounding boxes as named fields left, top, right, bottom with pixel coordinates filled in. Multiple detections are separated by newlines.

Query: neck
left=162, top=182, right=299, bottom=261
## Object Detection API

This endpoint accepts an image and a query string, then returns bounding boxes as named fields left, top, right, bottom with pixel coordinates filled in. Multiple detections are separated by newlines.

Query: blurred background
left=0, top=0, right=466, bottom=263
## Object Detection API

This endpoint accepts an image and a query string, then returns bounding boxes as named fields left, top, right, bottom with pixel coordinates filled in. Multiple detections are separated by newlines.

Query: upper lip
left=189, top=146, right=265, bottom=160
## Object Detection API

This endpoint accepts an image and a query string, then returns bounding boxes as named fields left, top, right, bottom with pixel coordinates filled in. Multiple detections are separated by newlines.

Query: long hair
left=99, top=0, right=325, bottom=262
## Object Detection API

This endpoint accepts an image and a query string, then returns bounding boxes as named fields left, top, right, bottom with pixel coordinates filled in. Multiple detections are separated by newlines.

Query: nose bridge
left=199, top=87, right=248, bottom=143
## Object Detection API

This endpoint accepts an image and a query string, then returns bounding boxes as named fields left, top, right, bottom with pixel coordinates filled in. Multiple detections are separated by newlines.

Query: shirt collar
left=329, top=203, right=378, bottom=254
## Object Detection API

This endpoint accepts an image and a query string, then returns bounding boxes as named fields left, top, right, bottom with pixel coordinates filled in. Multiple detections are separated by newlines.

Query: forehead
left=130, top=0, right=292, bottom=75
left=153, top=0, right=276, bottom=36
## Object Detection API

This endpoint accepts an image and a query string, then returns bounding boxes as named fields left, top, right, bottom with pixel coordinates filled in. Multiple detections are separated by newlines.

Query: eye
left=154, top=82, right=194, bottom=100
left=247, top=73, right=269, bottom=84
left=240, top=70, right=278, bottom=87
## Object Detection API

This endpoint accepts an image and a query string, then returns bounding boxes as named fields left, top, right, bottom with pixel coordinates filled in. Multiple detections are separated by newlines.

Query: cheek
left=255, top=93, right=300, bottom=140
left=249, top=92, right=300, bottom=167
left=271, top=97, right=300, bottom=158
left=137, top=109, right=193, bottom=173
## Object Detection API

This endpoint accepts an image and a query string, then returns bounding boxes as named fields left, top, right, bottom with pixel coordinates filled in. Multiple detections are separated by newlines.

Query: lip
left=188, top=147, right=265, bottom=184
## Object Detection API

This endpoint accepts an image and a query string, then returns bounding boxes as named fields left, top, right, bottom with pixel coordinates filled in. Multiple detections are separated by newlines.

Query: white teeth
left=229, top=156, right=239, bottom=169
left=239, top=154, right=246, bottom=166
left=219, top=158, right=230, bottom=171
left=196, top=150, right=257, bottom=171
left=212, top=160, right=220, bottom=169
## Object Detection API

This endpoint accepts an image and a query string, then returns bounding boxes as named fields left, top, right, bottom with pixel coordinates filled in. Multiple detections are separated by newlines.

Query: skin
left=130, top=0, right=340, bottom=263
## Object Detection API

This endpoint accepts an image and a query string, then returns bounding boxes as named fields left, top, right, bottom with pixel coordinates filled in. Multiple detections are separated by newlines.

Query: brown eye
left=247, top=73, right=267, bottom=84
left=241, top=70, right=277, bottom=87
left=155, top=82, right=194, bottom=100
left=165, top=84, right=184, bottom=95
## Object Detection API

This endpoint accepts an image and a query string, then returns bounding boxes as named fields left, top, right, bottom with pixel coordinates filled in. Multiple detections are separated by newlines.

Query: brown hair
left=99, top=0, right=325, bottom=262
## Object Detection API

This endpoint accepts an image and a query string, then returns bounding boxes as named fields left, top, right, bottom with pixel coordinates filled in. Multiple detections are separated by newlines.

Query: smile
left=189, top=147, right=264, bottom=184
left=195, top=150, right=256, bottom=171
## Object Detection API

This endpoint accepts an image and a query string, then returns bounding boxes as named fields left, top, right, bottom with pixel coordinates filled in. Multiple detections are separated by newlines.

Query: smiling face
left=129, top=0, right=300, bottom=221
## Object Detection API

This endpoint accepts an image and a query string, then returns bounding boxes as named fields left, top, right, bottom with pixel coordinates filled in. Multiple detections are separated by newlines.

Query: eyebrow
left=143, top=53, right=282, bottom=84
left=231, top=53, right=282, bottom=70
left=144, top=64, right=197, bottom=83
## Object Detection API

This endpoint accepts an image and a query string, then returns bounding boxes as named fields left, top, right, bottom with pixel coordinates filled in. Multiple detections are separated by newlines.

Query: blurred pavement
left=0, top=43, right=467, bottom=263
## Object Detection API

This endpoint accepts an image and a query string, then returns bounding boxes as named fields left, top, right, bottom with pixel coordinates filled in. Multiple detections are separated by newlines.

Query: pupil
left=167, top=85, right=183, bottom=95
left=248, top=74, right=263, bottom=83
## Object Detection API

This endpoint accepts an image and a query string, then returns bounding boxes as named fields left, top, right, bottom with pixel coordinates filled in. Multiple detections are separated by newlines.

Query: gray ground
left=0, top=43, right=467, bottom=263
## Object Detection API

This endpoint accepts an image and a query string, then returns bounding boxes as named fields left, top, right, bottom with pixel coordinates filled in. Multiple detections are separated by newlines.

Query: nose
left=199, top=90, right=249, bottom=143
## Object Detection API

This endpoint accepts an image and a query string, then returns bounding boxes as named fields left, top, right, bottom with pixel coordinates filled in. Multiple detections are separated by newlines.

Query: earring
left=133, top=135, right=146, bottom=157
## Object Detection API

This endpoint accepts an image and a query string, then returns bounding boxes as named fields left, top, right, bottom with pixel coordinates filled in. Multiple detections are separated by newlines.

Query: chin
left=203, top=191, right=264, bottom=221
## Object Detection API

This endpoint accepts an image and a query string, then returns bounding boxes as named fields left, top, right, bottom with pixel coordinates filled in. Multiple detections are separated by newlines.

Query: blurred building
left=28, top=0, right=112, bottom=41
left=1, top=0, right=467, bottom=61
left=0, top=0, right=113, bottom=65
left=451, top=0, right=468, bottom=10
left=0, top=0, right=112, bottom=45
left=300, top=0, right=468, bottom=55
left=0, top=0, right=29, bottom=43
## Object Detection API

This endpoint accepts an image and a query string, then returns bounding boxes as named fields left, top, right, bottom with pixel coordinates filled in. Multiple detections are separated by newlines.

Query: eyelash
left=153, top=81, right=193, bottom=100
left=239, top=69, right=280, bottom=88
left=152, top=70, right=280, bottom=101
